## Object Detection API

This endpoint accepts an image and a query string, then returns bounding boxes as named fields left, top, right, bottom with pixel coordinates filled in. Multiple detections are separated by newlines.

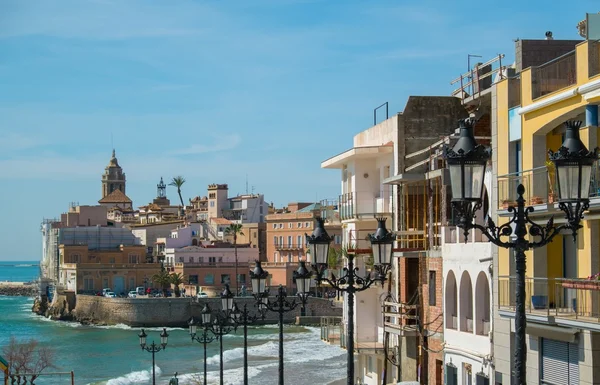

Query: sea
left=0, top=262, right=347, bottom=385
left=0, top=260, right=40, bottom=282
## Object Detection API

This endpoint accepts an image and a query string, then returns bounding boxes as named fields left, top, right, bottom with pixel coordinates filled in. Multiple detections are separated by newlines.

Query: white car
left=196, top=292, right=208, bottom=298
left=128, top=291, right=137, bottom=298
left=104, top=291, right=116, bottom=298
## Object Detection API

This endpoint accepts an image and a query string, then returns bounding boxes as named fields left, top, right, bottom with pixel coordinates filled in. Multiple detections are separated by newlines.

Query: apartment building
left=320, top=95, right=468, bottom=385
left=493, top=28, right=600, bottom=384
left=265, top=202, right=342, bottom=264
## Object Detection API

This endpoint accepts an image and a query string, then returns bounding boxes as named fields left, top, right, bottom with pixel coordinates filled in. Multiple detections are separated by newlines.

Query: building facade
left=494, top=36, right=600, bottom=384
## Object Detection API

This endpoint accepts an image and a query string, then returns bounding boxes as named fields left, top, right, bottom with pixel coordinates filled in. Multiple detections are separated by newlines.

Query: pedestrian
left=169, top=372, right=179, bottom=385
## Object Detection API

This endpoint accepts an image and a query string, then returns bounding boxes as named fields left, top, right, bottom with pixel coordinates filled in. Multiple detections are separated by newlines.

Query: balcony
left=338, top=191, right=392, bottom=221
left=498, top=162, right=600, bottom=211
left=498, top=276, right=600, bottom=330
left=274, top=243, right=304, bottom=251
left=531, top=51, right=577, bottom=99
left=382, top=300, right=419, bottom=337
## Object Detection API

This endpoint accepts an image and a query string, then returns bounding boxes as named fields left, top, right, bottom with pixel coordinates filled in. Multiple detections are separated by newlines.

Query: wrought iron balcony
left=338, top=191, right=392, bottom=221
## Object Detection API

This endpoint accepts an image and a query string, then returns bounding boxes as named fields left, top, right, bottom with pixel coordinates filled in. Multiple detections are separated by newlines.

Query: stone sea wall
left=37, top=294, right=342, bottom=327
left=0, top=284, right=37, bottom=296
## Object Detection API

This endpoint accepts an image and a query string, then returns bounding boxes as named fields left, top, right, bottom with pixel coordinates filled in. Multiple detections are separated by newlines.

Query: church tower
left=152, top=177, right=171, bottom=207
left=101, top=149, right=126, bottom=199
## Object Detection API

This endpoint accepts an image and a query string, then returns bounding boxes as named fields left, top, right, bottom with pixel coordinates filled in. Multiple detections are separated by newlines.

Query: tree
left=170, top=273, right=185, bottom=297
left=3, top=336, right=56, bottom=384
left=168, top=176, right=186, bottom=217
left=152, top=270, right=171, bottom=297
left=224, top=223, right=244, bottom=296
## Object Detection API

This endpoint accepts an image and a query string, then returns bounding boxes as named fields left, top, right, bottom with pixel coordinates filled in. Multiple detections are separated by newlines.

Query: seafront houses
left=265, top=202, right=343, bottom=264
left=319, top=95, right=470, bottom=385
left=493, top=28, right=600, bottom=384
left=58, top=243, right=160, bottom=294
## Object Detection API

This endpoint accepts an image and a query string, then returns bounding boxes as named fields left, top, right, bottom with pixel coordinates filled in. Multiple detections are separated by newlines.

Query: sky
left=0, top=0, right=596, bottom=260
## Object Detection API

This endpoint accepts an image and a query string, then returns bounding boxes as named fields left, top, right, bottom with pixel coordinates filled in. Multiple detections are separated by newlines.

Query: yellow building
left=494, top=38, right=600, bottom=384
left=59, top=244, right=161, bottom=295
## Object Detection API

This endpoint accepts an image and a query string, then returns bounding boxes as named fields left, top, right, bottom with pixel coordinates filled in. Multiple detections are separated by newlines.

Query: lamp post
left=230, top=302, right=259, bottom=385
left=206, top=284, right=237, bottom=385
left=444, top=118, right=596, bottom=385
left=138, top=328, right=169, bottom=385
left=249, top=260, right=312, bottom=385
left=188, top=305, right=217, bottom=385
left=306, top=217, right=394, bottom=385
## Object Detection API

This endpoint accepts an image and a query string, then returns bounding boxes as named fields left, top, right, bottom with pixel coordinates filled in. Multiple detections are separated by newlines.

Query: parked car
left=196, top=292, right=208, bottom=298
left=136, top=287, right=145, bottom=296
left=104, top=291, right=116, bottom=298
left=128, top=291, right=137, bottom=298
left=102, top=288, right=112, bottom=296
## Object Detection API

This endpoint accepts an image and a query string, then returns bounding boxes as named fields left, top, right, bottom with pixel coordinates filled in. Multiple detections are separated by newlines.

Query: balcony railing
left=274, top=243, right=304, bottom=250
left=499, top=162, right=600, bottom=210
left=338, top=191, right=392, bottom=221
left=499, top=275, right=600, bottom=327
left=531, top=51, right=577, bottom=99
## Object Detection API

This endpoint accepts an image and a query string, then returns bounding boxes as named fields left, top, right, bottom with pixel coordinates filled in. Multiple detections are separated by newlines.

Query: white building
left=442, top=172, right=494, bottom=384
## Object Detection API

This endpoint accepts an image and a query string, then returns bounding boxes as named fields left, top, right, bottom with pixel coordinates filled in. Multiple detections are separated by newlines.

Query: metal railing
left=450, top=54, right=505, bottom=103
left=498, top=166, right=555, bottom=209
left=531, top=51, right=577, bottom=99
left=274, top=243, right=304, bottom=250
left=338, top=191, right=392, bottom=221
left=498, top=275, right=600, bottom=324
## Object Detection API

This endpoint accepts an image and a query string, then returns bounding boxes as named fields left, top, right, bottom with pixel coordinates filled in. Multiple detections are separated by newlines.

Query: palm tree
left=224, top=223, right=244, bottom=296
left=170, top=273, right=185, bottom=297
left=152, top=270, right=171, bottom=297
left=169, top=176, right=186, bottom=217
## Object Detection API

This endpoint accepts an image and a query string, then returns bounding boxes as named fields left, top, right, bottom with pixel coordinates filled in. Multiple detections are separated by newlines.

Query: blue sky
left=1, top=0, right=596, bottom=260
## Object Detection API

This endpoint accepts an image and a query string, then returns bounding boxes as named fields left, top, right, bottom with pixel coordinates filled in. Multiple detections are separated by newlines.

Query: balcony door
left=563, top=235, right=578, bottom=313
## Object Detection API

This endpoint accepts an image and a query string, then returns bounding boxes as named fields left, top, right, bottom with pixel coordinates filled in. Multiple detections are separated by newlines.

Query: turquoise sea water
left=0, top=296, right=347, bottom=384
left=0, top=261, right=40, bottom=282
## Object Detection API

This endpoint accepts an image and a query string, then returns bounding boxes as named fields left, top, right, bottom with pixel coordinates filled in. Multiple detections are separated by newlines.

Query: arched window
left=192, top=239, right=198, bottom=246
left=475, top=271, right=491, bottom=336
left=445, top=270, right=458, bottom=329
left=459, top=271, right=473, bottom=333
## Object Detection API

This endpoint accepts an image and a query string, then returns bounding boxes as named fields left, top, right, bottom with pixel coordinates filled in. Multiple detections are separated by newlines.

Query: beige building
left=59, top=244, right=161, bottom=294
left=265, top=202, right=342, bottom=263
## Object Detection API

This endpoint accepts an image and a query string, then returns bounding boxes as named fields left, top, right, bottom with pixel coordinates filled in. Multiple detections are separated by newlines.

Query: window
left=288, top=236, right=292, bottom=246
left=279, top=236, right=283, bottom=246
left=128, top=254, right=138, bottom=264
left=279, top=223, right=283, bottom=229
left=540, top=338, right=579, bottom=384
left=297, top=235, right=302, bottom=247
left=210, top=201, right=215, bottom=207
left=189, top=257, right=194, bottom=263
left=273, top=224, right=277, bottom=229
left=109, top=257, right=115, bottom=264
left=446, top=364, right=458, bottom=385
left=221, top=274, right=231, bottom=284
left=218, top=257, right=223, bottom=263
left=429, top=271, right=436, bottom=306
left=287, top=252, right=292, bottom=261
left=288, top=223, right=293, bottom=229
left=305, top=222, right=310, bottom=228
left=84, top=278, right=94, bottom=291
left=335, top=235, right=341, bottom=245
left=367, top=355, right=375, bottom=373
left=237, top=274, right=246, bottom=283
left=179, top=257, right=184, bottom=262
left=274, top=236, right=278, bottom=246
left=297, top=222, right=302, bottom=228
left=188, top=275, right=198, bottom=284
left=463, top=363, right=472, bottom=385
left=205, top=274, right=214, bottom=284
left=69, top=253, right=80, bottom=263
left=476, top=374, right=490, bottom=385
left=199, top=257, right=204, bottom=263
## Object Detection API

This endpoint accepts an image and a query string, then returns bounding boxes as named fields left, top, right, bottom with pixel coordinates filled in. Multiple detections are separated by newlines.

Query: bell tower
left=153, top=176, right=171, bottom=206
left=101, top=149, right=126, bottom=199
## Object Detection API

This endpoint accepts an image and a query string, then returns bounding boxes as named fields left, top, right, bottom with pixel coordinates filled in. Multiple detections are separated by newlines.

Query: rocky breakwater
left=0, top=282, right=37, bottom=296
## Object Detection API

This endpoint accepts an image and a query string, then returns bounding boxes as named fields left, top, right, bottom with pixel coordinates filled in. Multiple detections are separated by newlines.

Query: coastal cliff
left=33, top=293, right=343, bottom=327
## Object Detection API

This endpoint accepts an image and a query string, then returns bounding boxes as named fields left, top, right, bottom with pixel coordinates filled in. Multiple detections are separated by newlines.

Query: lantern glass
left=251, top=275, right=266, bottom=295
left=188, top=318, right=197, bottom=336
left=557, top=163, right=593, bottom=201
left=296, top=275, right=312, bottom=295
left=138, top=329, right=147, bottom=347
left=449, top=163, right=464, bottom=199
left=201, top=304, right=212, bottom=325
left=372, top=242, right=393, bottom=265
left=450, top=162, right=485, bottom=200
left=160, top=328, right=169, bottom=347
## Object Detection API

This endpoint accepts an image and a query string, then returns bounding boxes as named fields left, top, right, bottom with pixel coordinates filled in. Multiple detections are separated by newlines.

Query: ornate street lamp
left=444, top=118, right=596, bottom=385
left=230, top=302, right=259, bottom=385
left=306, top=217, right=394, bottom=385
left=188, top=313, right=216, bottom=385
left=137, top=328, right=168, bottom=385
left=249, top=260, right=311, bottom=385
left=293, top=260, right=313, bottom=316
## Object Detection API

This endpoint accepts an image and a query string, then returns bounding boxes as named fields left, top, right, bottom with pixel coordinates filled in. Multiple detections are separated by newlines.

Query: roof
left=297, top=203, right=322, bottom=212
left=210, top=217, right=233, bottom=225
left=321, top=143, right=394, bottom=169
left=98, top=189, right=132, bottom=204
left=139, top=203, right=163, bottom=211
